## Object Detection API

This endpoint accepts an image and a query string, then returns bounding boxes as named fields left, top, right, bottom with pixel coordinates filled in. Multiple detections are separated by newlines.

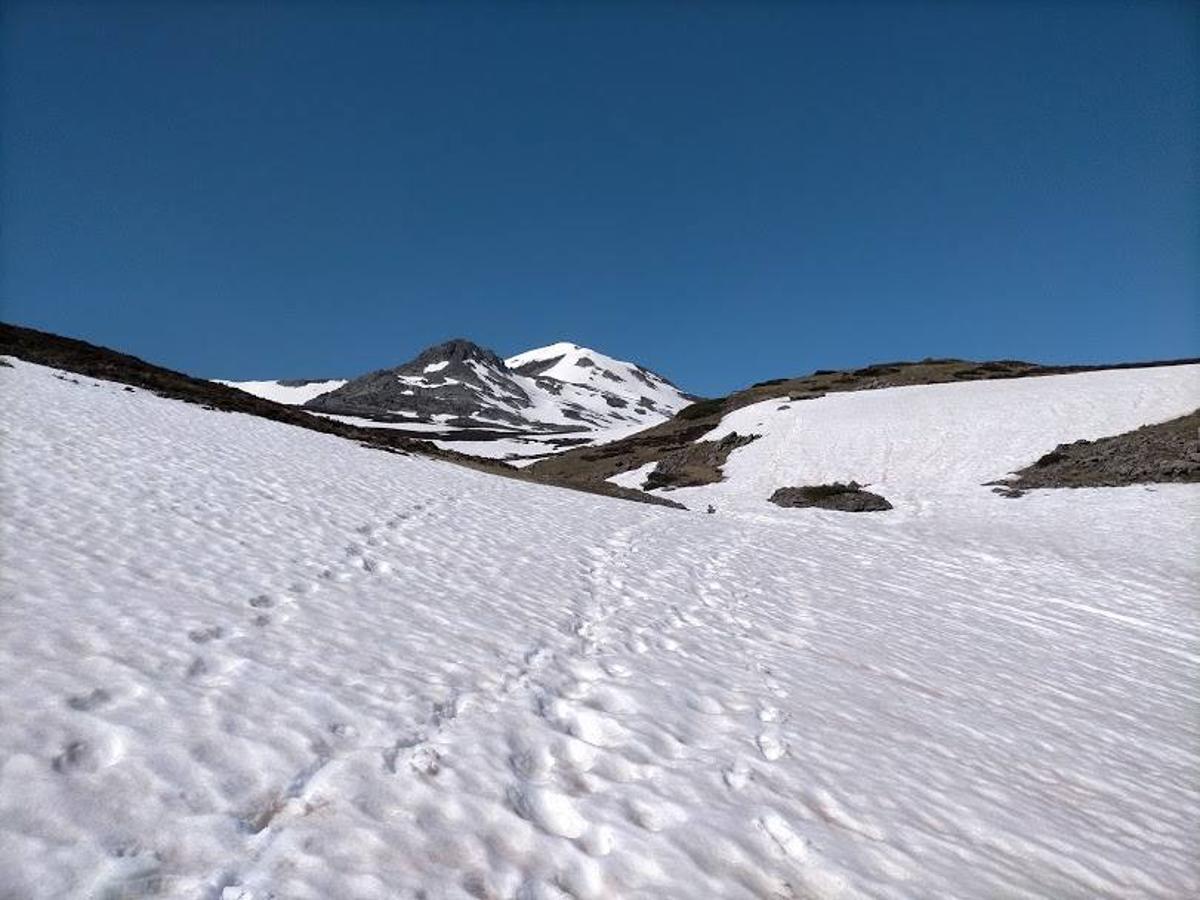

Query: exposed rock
left=306, top=339, right=542, bottom=428
left=643, top=432, right=759, bottom=490
left=768, top=482, right=893, bottom=512
left=996, top=410, right=1200, bottom=491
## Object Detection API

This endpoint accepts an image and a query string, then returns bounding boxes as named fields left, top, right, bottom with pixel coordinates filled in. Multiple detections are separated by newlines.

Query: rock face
left=306, top=339, right=537, bottom=427
left=997, top=410, right=1200, bottom=492
left=768, top=482, right=893, bottom=512
left=642, top=432, right=760, bottom=490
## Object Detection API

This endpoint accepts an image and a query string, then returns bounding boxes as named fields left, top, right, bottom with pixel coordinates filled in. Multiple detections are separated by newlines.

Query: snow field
left=666, top=364, right=1200, bottom=513
left=1, top=358, right=1198, bottom=898
left=213, top=379, right=348, bottom=406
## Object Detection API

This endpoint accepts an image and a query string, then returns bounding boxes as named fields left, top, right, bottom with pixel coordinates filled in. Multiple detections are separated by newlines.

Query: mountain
left=3, top=340, right=1197, bottom=898
left=304, top=338, right=692, bottom=435
left=217, top=338, right=694, bottom=463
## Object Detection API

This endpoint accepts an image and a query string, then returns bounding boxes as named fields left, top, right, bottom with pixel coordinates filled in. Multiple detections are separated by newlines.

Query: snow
left=424, top=361, right=450, bottom=374
left=214, top=379, right=347, bottom=406
left=431, top=419, right=677, bottom=464
left=506, top=342, right=688, bottom=419
left=666, top=364, right=1200, bottom=514
left=606, top=461, right=658, bottom=491
left=2, top=356, right=1198, bottom=899
left=309, top=413, right=454, bottom=432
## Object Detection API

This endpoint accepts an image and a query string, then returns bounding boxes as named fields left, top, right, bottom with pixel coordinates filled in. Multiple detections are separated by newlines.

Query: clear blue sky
left=2, top=1, right=1196, bottom=396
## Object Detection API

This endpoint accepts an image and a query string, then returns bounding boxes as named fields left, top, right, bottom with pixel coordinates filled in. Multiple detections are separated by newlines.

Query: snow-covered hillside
left=213, top=378, right=347, bottom=406
left=505, top=341, right=690, bottom=415
left=2, top=356, right=1198, bottom=899
left=631, top=364, right=1200, bottom=512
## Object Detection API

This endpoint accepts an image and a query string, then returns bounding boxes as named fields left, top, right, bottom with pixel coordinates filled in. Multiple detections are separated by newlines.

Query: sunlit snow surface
left=212, top=379, right=348, bottom=406
left=2, top=358, right=1198, bottom=899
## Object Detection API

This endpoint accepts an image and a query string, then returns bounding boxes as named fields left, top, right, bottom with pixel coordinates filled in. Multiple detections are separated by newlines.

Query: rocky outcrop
left=994, top=410, right=1200, bottom=494
left=642, top=432, right=760, bottom=490
left=306, top=339, right=540, bottom=427
left=768, top=482, right=893, bottom=512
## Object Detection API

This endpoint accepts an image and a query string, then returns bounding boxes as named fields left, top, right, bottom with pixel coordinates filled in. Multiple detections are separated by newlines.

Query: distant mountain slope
left=213, top=378, right=348, bottom=406
left=303, top=338, right=692, bottom=435
left=215, top=340, right=693, bottom=457
left=505, top=341, right=691, bottom=416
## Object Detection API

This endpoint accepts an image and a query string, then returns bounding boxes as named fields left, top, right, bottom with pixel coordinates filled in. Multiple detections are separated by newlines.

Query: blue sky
left=2, top=1, right=1196, bottom=396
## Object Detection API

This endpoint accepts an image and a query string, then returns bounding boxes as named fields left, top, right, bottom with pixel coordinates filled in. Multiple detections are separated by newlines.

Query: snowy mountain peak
left=506, top=342, right=683, bottom=396
left=293, top=337, right=694, bottom=453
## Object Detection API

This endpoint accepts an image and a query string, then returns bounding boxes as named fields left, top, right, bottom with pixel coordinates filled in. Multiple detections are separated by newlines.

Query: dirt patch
left=768, top=482, right=893, bottom=512
left=642, top=432, right=760, bottom=490
left=994, top=410, right=1200, bottom=492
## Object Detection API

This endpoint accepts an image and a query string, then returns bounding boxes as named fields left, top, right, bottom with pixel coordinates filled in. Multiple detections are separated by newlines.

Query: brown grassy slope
left=0, top=322, right=682, bottom=509
left=529, top=357, right=1200, bottom=492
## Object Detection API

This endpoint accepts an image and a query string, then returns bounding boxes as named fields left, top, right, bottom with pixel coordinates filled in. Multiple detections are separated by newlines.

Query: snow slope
left=2, top=357, right=1198, bottom=899
left=213, top=378, right=348, bottom=406
left=658, top=364, right=1200, bottom=513
left=506, top=342, right=691, bottom=415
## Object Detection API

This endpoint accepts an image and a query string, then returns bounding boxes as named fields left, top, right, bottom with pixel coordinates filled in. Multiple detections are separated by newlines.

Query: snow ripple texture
left=1, top=358, right=1197, bottom=899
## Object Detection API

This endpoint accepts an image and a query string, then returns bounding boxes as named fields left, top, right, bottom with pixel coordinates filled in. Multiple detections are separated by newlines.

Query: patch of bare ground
left=642, top=432, right=760, bottom=490
left=990, top=410, right=1200, bottom=495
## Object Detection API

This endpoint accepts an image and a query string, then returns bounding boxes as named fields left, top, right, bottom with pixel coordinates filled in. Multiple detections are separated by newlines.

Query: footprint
left=361, top=557, right=393, bottom=575
left=382, top=732, right=424, bottom=773
left=625, top=797, right=686, bottom=832
left=757, top=812, right=809, bottom=860
left=248, top=595, right=274, bottom=609
left=66, top=688, right=112, bottom=711
left=542, top=699, right=626, bottom=748
left=579, top=825, right=615, bottom=857
left=756, top=731, right=787, bottom=761
left=507, top=784, right=587, bottom=839
left=509, top=743, right=556, bottom=784
left=187, top=625, right=225, bottom=644
left=410, top=746, right=441, bottom=776
left=723, top=759, right=751, bottom=791
left=757, top=704, right=781, bottom=723
left=52, top=740, right=95, bottom=774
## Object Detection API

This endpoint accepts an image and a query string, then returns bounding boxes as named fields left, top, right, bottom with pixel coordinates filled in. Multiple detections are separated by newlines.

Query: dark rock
left=768, top=482, right=893, bottom=512
left=643, top=432, right=760, bottom=490
left=305, top=339, right=542, bottom=428
left=997, top=410, right=1200, bottom=492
